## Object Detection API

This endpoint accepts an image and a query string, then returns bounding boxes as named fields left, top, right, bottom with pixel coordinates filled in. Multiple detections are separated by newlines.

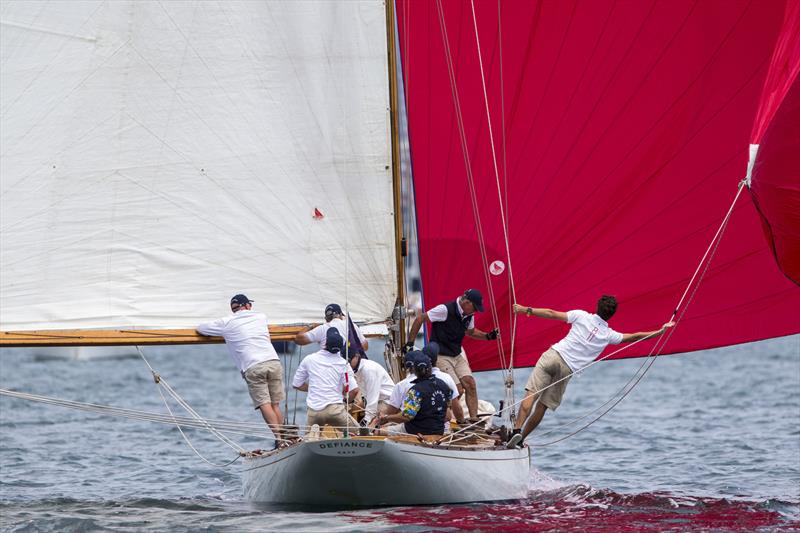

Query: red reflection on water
left=346, top=486, right=797, bottom=532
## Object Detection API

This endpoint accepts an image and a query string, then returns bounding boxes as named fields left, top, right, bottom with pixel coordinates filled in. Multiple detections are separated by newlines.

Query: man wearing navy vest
left=406, top=289, right=498, bottom=422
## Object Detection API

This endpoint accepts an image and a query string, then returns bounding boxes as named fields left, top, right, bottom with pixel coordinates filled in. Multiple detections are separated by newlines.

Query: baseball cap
left=422, top=341, right=440, bottom=365
left=463, top=288, right=484, bottom=312
left=324, top=303, right=343, bottom=319
left=230, top=294, right=253, bottom=307
left=411, top=351, right=431, bottom=370
left=326, top=328, right=344, bottom=354
left=403, top=349, right=422, bottom=369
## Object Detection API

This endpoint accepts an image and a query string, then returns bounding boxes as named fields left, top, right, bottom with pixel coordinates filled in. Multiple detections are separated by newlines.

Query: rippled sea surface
left=1, top=335, right=798, bottom=532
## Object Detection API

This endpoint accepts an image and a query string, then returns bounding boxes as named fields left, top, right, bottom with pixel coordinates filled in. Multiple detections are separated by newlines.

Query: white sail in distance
left=0, top=1, right=396, bottom=330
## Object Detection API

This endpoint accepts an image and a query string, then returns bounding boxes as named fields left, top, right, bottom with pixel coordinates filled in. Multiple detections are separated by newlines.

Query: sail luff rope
left=471, top=0, right=520, bottom=422
left=496, top=0, right=518, bottom=422
left=435, top=0, right=510, bottom=378
left=469, top=0, right=519, bottom=315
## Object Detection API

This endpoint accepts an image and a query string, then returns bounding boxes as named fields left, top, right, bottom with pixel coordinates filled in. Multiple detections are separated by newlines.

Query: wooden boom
left=0, top=326, right=307, bottom=347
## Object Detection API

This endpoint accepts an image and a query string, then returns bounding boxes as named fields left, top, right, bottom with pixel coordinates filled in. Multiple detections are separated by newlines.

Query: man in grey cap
left=197, top=294, right=286, bottom=445
left=406, top=289, right=499, bottom=422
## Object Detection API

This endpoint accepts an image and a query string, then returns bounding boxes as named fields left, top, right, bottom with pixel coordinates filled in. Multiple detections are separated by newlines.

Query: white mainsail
left=0, top=0, right=395, bottom=331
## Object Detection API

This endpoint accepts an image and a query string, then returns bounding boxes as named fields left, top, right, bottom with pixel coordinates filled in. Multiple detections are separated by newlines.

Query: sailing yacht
left=2, top=0, right=798, bottom=507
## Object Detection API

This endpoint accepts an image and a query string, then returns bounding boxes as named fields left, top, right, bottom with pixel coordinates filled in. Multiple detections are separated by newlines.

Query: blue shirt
left=401, top=375, right=452, bottom=435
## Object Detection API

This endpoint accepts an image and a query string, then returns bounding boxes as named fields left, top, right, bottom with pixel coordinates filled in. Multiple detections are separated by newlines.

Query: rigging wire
left=435, top=0, right=510, bottom=382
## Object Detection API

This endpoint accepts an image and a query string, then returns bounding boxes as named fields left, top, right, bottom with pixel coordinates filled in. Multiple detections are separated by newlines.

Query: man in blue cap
left=294, top=303, right=369, bottom=352
left=405, top=289, right=499, bottom=422
left=376, top=351, right=452, bottom=436
left=197, top=294, right=286, bottom=445
left=379, top=342, right=460, bottom=432
left=292, top=328, right=360, bottom=430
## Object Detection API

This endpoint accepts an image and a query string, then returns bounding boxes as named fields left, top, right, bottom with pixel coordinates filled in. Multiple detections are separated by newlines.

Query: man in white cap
left=406, top=289, right=498, bottom=422
left=197, top=294, right=286, bottom=445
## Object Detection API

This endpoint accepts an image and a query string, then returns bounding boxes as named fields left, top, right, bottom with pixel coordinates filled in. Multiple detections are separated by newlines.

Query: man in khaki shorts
left=197, top=294, right=287, bottom=446
left=292, top=328, right=360, bottom=430
left=406, top=289, right=499, bottom=422
left=507, top=296, right=675, bottom=448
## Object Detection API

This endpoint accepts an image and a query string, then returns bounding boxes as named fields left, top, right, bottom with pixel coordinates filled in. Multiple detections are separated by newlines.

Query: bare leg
left=452, top=385, right=466, bottom=422
left=515, top=391, right=535, bottom=430
left=461, top=375, right=478, bottom=419
left=520, top=400, right=548, bottom=441
left=257, top=402, right=283, bottom=441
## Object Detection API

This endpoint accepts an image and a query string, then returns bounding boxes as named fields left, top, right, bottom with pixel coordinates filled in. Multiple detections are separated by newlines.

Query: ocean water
left=1, top=335, right=798, bottom=532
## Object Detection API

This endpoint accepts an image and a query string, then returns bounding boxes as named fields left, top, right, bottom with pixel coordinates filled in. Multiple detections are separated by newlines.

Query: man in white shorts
left=507, top=295, right=674, bottom=448
left=406, top=289, right=498, bottom=422
left=197, top=294, right=286, bottom=445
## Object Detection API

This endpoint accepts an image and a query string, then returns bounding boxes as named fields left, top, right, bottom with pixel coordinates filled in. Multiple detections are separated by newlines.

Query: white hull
left=242, top=438, right=530, bottom=507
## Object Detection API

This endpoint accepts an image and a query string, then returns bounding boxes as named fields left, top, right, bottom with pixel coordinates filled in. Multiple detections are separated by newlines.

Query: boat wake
left=345, top=474, right=799, bottom=532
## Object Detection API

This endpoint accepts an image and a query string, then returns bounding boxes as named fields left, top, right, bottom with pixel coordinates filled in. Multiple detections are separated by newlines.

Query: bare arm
left=378, top=412, right=412, bottom=425
left=294, top=323, right=320, bottom=346
left=406, top=312, right=427, bottom=346
left=620, top=322, right=675, bottom=343
left=466, top=328, right=493, bottom=340
left=293, top=332, right=311, bottom=345
left=294, top=383, right=308, bottom=392
left=513, top=303, right=568, bottom=322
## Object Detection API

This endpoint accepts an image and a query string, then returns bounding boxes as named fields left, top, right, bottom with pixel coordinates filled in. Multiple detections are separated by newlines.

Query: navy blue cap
left=411, top=351, right=431, bottom=370
left=403, top=349, right=422, bottom=368
left=463, top=289, right=484, bottom=312
left=230, top=294, right=253, bottom=307
left=324, top=303, right=343, bottom=319
left=422, top=341, right=440, bottom=364
left=325, top=328, right=344, bottom=353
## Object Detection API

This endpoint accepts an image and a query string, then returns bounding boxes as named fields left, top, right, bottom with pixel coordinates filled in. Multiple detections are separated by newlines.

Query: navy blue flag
left=346, top=313, right=367, bottom=359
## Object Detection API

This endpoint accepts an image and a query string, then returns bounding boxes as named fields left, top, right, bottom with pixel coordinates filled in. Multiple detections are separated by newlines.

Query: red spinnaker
left=749, top=0, right=800, bottom=285
left=396, top=0, right=800, bottom=372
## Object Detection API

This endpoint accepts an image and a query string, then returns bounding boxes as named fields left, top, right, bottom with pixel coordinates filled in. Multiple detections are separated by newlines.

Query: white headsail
left=1, top=1, right=395, bottom=331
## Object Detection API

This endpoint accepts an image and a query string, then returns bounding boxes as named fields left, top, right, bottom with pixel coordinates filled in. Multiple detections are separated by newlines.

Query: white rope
left=435, top=0, right=509, bottom=379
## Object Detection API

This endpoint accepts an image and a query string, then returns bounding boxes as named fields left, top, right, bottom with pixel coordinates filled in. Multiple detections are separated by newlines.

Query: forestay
left=0, top=1, right=396, bottom=331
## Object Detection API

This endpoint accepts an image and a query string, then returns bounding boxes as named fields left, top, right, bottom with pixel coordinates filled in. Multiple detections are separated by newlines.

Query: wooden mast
left=385, top=0, right=407, bottom=351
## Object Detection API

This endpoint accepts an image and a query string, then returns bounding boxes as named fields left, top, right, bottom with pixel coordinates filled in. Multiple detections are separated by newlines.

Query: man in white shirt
left=405, top=289, right=498, bottom=422
left=507, top=295, right=674, bottom=448
left=347, top=351, right=394, bottom=425
left=196, top=294, right=285, bottom=443
left=380, top=342, right=460, bottom=433
left=294, top=303, right=369, bottom=352
left=292, top=328, right=359, bottom=430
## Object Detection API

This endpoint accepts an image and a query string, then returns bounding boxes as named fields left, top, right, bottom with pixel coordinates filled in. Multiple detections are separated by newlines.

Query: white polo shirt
left=292, top=348, right=358, bottom=411
left=427, top=300, right=475, bottom=330
left=196, top=310, right=279, bottom=373
left=552, top=310, right=624, bottom=372
left=305, top=317, right=367, bottom=349
left=353, top=358, right=394, bottom=423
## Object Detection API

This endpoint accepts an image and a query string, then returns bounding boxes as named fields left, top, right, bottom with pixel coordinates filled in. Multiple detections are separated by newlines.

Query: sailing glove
left=486, top=328, right=499, bottom=340
left=403, top=342, right=415, bottom=354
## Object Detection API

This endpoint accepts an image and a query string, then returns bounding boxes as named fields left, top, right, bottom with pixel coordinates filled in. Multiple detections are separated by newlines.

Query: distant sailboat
left=1, top=0, right=798, bottom=508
